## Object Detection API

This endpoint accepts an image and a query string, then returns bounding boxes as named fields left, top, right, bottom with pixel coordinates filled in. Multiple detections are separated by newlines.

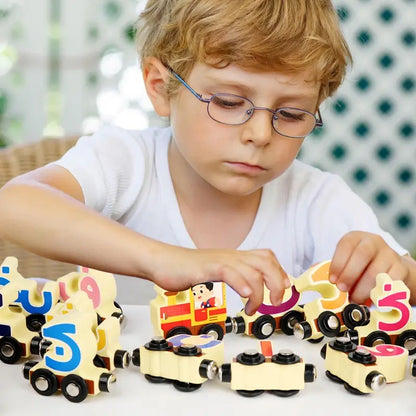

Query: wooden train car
left=219, top=340, right=316, bottom=397
left=321, top=336, right=408, bottom=394
left=150, top=281, right=232, bottom=340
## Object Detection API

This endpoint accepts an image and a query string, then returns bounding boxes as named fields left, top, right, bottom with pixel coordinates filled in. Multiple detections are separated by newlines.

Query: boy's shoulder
left=88, top=125, right=171, bottom=147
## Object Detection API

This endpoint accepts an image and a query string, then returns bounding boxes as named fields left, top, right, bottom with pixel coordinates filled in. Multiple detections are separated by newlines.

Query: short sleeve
left=52, top=126, right=148, bottom=220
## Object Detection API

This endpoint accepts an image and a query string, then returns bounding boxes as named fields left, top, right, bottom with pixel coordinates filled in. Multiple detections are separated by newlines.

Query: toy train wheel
left=270, top=389, right=299, bottom=397
left=293, top=321, right=311, bottom=340
left=0, top=336, right=22, bottom=364
left=166, top=326, right=192, bottom=338
left=93, top=354, right=107, bottom=368
left=172, top=380, right=201, bottom=392
left=23, top=360, right=38, bottom=380
left=325, top=370, right=344, bottom=384
left=396, top=330, right=416, bottom=355
left=61, top=374, right=88, bottom=403
left=280, top=310, right=304, bottom=335
left=145, top=374, right=168, bottom=383
left=26, top=313, right=46, bottom=332
left=31, top=368, right=58, bottom=396
left=232, top=316, right=246, bottom=334
left=236, top=389, right=264, bottom=397
left=307, top=336, right=324, bottom=344
left=344, top=383, right=367, bottom=395
left=364, top=331, right=391, bottom=347
left=342, top=304, right=369, bottom=329
left=199, top=323, right=224, bottom=340
left=99, top=372, right=115, bottom=392
left=252, top=315, right=276, bottom=339
left=114, top=349, right=131, bottom=368
left=317, top=311, right=341, bottom=337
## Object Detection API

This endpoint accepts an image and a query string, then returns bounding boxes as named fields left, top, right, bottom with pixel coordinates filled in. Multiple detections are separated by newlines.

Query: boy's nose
left=240, top=109, right=274, bottom=146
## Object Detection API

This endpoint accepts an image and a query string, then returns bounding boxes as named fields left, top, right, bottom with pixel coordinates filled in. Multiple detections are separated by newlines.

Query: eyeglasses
left=168, top=67, right=323, bottom=139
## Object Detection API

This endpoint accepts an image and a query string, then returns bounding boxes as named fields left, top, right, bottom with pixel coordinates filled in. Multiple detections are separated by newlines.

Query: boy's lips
left=225, top=161, right=266, bottom=175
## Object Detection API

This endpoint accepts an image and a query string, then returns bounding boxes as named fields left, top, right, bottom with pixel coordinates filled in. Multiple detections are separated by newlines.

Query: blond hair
left=136, top=0, right=352, bottom=101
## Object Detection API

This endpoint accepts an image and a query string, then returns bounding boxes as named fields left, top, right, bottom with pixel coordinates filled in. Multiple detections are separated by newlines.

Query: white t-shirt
left=53, top=126, right=407, bottom=311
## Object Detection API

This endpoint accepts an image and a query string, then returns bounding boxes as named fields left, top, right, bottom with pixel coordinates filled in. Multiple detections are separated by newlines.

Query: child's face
left=168, top=62, right=321, bottom=196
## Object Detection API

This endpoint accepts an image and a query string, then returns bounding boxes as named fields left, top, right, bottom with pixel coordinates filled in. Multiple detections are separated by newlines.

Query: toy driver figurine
left=192, top=282, right=218, bottom=309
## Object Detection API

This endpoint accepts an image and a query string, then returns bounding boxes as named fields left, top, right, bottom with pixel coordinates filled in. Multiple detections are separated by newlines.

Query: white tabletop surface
left=1, top=304, right=415, bottom=416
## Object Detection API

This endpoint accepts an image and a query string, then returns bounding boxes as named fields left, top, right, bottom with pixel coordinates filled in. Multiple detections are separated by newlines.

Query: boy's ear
left=142, top=57, right=171, bottom=117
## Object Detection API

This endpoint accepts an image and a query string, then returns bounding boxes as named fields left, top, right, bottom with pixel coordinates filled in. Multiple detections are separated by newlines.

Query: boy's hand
left=329, top=231, right=410, bottom=304
left=152, top=247, right=290, bottom=316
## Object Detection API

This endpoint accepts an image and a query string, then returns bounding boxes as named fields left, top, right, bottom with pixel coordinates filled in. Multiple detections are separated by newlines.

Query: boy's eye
left=211, top=95, right=246, bottom=109
left=278, top=109, right=306, bottom=122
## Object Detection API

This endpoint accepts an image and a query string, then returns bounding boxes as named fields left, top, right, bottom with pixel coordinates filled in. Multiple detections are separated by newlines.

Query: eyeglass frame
left=167, top=66, right=323, bottom=139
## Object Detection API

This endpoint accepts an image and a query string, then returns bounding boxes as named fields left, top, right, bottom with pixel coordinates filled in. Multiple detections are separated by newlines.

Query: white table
left=1, top=305, right=414, bottom=416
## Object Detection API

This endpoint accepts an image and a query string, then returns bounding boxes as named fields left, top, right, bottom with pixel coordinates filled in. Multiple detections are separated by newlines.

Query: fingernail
left=284, top=278, right=291, bottom=288
left=329, top=274, right=337, bottom=284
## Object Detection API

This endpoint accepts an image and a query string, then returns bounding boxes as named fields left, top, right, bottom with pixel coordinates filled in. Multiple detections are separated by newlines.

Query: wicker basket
left=0, top=137, right=79, bottom=279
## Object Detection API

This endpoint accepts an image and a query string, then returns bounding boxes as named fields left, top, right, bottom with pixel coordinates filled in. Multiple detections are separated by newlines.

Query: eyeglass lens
left=207, top=93, right=317, bottom=138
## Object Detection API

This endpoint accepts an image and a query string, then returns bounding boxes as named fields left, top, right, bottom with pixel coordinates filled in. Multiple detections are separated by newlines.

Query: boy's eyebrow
left=202, top=75, right=318, bottom=102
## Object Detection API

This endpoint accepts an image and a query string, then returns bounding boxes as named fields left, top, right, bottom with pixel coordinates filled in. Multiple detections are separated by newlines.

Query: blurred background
left=0, top=0, right=415, bottom=255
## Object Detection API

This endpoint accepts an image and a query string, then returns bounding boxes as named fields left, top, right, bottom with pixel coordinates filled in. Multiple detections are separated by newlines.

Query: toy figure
left=192, top=282, right=220, bottom=309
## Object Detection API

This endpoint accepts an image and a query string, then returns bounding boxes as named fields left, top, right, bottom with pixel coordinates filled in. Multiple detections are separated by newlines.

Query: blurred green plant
left=0, top=90, right=9, bottom=147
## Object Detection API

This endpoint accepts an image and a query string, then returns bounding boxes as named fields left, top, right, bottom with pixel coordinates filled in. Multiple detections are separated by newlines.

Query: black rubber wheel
left=307, top=336, right=324, bottom=344
left=31, top=368, right=58, bottom=396
left=280, top=310, right=304, bottom=335
left=236, top=389, right=264, bottom=397
left=26, top=314, right=46, bottom=332
left=270, top=389, right=299, bottom=397
left=61, top=374, right=89, bottom=403
left=364, top=331, right=391, bottom=347
left=23, top=360, right=38, bottom=380
left=252, top=315, right=276, bottom=339
left=344, top=382, right=367, bottom=395
left=325, top=370, right=344, bottom=384
left=317, top=311, right=341, bottom=337
left=199, top=323, right=224, bottom=340
left=145, top=374, right=168, bottom=383
left=114, top=349, right=131, bottom=368
left=98, top=372, right=114, bottom=392
left=172, top=380, right=201, bottom=392
left=0, top=336, right=22, bottom=364
left=342, top=304, right=368, bottom=329
left=166, top=326, right=192, bottom=338
left=396, top=330, right=416, bottom=355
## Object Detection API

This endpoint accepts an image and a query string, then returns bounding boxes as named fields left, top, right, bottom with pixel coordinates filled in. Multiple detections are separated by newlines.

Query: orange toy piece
left=0, top=282, right=42, bottom=363
left=23, top=311, right=117, bottom=402
left=219, top=339, right=316, bottom=397
left=57, top=266, right=123, bottom=322
left=321, top=336, right=409, bottom=394
left=0, top=256, right=60, bottom=331
left=345, top=273, right=416, bottom=354
left=131, top=334, right=224, bottom=392
left=150, top=281, right=232, bottom=340
left=293, top=260, right=370, bottom=342
left=232, top=276, right=304, bottom=339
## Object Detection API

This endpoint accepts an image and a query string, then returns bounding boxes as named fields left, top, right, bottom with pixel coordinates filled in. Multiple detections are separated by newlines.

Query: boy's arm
left=329, top=231, right=416, bottom=304
left=0, top=165, right=288, bottom=314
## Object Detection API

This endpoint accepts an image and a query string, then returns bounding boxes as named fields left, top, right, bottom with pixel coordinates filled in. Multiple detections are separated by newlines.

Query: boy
left=0, top=0, right=414, bottom=314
